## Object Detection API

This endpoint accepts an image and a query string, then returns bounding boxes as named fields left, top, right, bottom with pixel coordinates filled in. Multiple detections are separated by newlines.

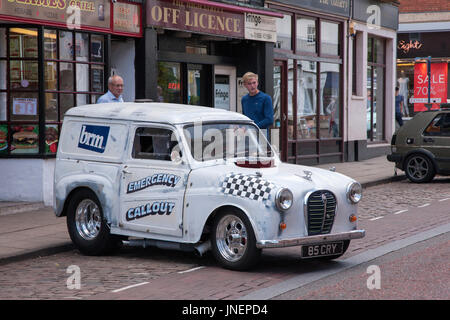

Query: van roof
left=65, top=103, right=251, bottom=124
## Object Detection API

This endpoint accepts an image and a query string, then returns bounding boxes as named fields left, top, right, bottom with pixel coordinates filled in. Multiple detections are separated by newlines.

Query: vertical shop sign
left=113, top=2, right=142, bottom=35
left=244, top=13, right=277, bottom=42
left=413, top=63, right=448, bottom=112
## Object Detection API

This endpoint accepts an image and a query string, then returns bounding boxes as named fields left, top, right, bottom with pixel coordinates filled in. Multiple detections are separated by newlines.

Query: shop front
left=267, top=0, right=399, bottom=164
left=135, top=0, right=282, bottom=116
left=267, top=0, right=349, bottom=165
left=396, top=31, right=450, bottom=117
left=0, top=0, right=142, bottom=204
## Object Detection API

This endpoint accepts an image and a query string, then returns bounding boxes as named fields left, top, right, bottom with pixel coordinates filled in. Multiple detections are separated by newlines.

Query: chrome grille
left=306, top=190, right=336, bottom=235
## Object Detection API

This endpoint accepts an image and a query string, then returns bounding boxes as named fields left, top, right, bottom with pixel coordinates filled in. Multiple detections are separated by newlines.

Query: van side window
left=132, top=127, right=178, bottom=160
left=424, top=113, right=450, bottom=137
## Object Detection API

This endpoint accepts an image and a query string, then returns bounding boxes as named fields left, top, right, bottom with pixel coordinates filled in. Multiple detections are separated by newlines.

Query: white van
left=54, top=103, right=365, bottom=270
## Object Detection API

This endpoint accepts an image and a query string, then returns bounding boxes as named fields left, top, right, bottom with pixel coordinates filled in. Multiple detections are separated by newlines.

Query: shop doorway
left=157, top=62, right=212, bottom=107
left=214, top=66, right=236, bottom=112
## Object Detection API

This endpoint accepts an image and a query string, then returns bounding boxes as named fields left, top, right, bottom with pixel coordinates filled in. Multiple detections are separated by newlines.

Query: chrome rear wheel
left=75, top=199, right=102, bottom=241
left=67, top=189, right=121, bottom=255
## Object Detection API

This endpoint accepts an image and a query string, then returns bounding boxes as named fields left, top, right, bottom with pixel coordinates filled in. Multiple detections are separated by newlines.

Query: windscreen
left=183, top=122, right=273, bottom=162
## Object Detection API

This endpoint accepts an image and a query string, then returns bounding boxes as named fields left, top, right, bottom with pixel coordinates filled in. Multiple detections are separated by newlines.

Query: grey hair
left=108, top=75, right=123, bottom=85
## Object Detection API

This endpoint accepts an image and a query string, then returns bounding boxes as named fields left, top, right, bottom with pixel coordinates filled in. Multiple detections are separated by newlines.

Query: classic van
left=54, top=103, right=365, bottom=270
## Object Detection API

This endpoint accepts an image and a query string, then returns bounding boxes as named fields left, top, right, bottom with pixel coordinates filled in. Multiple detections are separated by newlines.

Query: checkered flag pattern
left=221, top=173, right=275, bottom=201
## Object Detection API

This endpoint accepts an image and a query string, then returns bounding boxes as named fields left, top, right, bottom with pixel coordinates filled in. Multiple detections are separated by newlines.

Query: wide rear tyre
left=66, top=189, right=121, bottom=256
left=211, top=210, right=261, bottom=270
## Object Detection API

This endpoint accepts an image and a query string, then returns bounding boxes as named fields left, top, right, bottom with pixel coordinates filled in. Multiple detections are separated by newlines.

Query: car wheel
left=211, top=210, right=261, bottom=270
left=405, top=154, right=435, bottom=183
left=66, top=189, right=121, bottom=255
left=317, top=240, right=350, bottom=260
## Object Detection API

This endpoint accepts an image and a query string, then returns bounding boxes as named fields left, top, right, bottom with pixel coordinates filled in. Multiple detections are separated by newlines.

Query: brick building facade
left=399, top=0, right=450, bottom=12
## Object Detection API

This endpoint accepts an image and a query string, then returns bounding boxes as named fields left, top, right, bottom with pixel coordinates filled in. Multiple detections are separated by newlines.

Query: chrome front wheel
left=216, top=214, right=248, bottom=262
left=211, top=210, right=261, bottom=270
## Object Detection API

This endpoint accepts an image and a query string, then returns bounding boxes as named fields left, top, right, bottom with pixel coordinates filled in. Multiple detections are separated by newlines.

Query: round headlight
left=276, top=188, right=293, bottom=211
left=347, top=182, right=362, bottom=204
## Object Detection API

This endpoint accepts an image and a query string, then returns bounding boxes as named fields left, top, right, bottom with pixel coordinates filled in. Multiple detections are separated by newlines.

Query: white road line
left=418, top=203, right=430, bottom=208
left=112, top=282, right=149, bottom=293
left=177, top=266, right=206, bottom=274
left=394, top=209, right=408, bottom=215
left=439, top=198, right=450, bottom=202
left=369, top=216, right=383, bottom=221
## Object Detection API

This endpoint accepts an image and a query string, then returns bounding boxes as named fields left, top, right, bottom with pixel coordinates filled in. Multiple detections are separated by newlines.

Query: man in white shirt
left=97, top=75, right=124, bottom=103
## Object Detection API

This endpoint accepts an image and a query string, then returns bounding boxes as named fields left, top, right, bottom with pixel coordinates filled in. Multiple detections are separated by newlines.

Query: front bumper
left=256, top=229, right=365, bottom=249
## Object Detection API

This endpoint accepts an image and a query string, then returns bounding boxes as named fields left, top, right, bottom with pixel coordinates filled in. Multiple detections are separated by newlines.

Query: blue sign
left=78, top=124, right=110, bottom=153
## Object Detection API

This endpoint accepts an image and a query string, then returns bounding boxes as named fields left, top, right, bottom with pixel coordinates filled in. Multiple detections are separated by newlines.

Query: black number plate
left=301, top=241, right=344, bottom=258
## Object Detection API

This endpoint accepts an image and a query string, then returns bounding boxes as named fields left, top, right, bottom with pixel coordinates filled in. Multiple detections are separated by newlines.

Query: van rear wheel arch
left=66, top=188, right=121, bottom=255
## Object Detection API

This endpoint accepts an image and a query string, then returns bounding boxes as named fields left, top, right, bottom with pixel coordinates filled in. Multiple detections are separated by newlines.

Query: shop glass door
left=214, top=65, right=236, bottom=112
left=273, top=60, right=288, bottom=161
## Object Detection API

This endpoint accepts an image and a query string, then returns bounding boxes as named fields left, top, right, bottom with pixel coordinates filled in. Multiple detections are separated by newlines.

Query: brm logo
left=78, top=125, right=110, bottom=153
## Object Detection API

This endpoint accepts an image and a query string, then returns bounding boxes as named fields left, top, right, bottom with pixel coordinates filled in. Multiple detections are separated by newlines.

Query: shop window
left=46, top=29, right=106, bottom=122
left=320, top=63, right=340, bottom=138
left=287, top=59, right=294, bottom=141
left=158, top=62, right=182, bottom=103
left=297, top=61, right=317, bottom=140
left=272, top=12, right=344, bottom=164
left=44, top=30, right=57, bottom=60
left=0, top=27, right=106, bottom=157
left=320, top=21, right=339, bottom=56
left=296, top=17, right=316, bottom=53
left=275, top=14, right=292, bottom=50
left=396, top=65, right=413, bottom=117
left=0, top=61, right=6, bottom=90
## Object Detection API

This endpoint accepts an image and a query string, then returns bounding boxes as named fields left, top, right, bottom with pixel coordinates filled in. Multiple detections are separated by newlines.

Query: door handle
left=122, top=168, right=132, bottom=174
left=423, top=137, right=434, bottom=143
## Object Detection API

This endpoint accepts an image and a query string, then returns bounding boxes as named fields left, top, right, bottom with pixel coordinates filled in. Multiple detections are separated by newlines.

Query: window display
left=320, top=21, right=339, bottom=56
left=0, top=27, right=106, bottom=156
left=296, top=17, right=316, bottom=53
left=273, top=11, right=343, bottom=164
left=158, top=62, right=182, bottom=103
left=320, top=63, right=340, bottom=138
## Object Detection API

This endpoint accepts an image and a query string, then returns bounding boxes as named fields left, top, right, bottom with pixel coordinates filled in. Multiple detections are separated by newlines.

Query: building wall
left=111, top=38, right=136, bottom=103
left=347, top=22, right=397, bottom=160
left=1, top=159, right=55, bottom=205
left=399, top=0, right=450, bottom=12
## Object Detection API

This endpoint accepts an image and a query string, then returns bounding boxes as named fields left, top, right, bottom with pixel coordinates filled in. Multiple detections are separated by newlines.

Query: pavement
left=0, top=155, right=404, bottom=265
